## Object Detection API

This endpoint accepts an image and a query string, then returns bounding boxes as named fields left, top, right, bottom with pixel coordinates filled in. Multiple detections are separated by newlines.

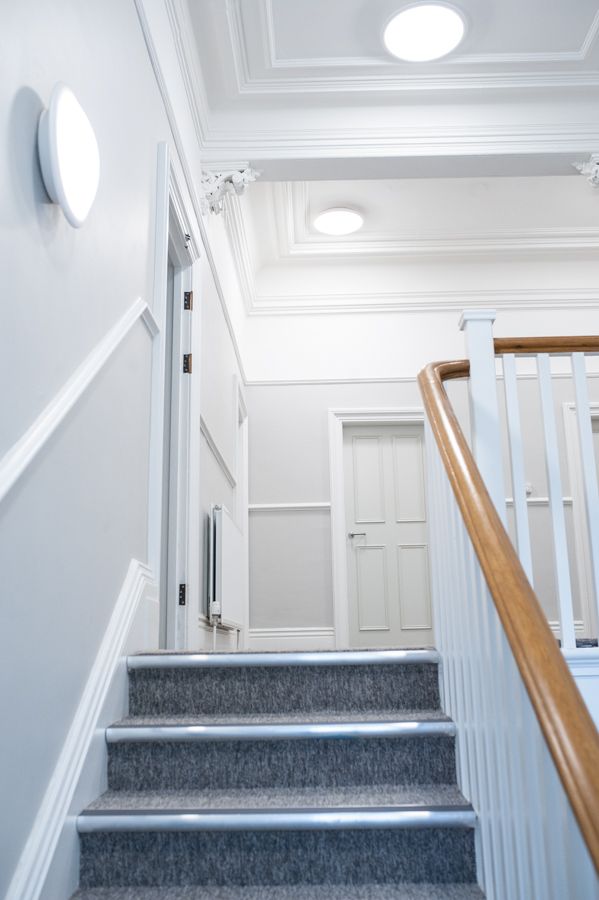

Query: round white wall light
left=37, top=83, right=100, bottom=228
left=383, top=4, right=466, bottom=62
left=313, top=208, right=364, bottom=236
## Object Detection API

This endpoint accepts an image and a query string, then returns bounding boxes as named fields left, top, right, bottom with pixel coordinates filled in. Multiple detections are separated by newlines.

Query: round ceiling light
left=313, top=208, right=364, bottom=236
left=383, top=4, right=466, bottom=62
left=37, top=83, right=100, bottom=227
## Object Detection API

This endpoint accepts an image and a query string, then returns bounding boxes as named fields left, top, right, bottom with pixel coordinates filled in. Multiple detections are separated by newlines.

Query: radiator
left=208, top=504, right=245, bottom=631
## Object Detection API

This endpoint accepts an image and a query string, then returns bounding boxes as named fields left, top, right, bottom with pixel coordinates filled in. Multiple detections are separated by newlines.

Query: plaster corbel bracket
left=200, top=165, right=260, bottom=215
left=573, top=154, right=599, bottom=187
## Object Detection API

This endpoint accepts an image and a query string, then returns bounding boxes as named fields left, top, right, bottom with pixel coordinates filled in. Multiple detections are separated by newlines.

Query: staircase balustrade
left=419, top=316, right=599, bottom=898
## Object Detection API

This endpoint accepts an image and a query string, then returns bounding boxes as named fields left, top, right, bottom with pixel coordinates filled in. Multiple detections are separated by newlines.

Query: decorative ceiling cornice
left=227, top=0, right=599, bottom=96
left=573, top=153, right=599, bottom=186
left=222, top=181, right=599, bottom=317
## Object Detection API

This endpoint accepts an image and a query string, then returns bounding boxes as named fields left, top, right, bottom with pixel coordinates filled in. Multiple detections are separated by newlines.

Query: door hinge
left=183, top=353, right=192, bottom=374
left=184, top=290, right=193, bottom=310
left=178, top=584, right=187, bottom=606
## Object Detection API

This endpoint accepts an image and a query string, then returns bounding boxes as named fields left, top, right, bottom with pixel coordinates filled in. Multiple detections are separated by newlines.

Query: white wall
left=0, top=0, right=175, bottom=894
left=246, top=362, right=599, bottom=645
left=247, top=380, right=426, bottom=634
left=197, top=250, right=248, bottom=650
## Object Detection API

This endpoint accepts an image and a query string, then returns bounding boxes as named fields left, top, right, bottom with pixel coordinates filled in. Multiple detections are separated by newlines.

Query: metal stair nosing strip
left=126, top=650, right=440, bottom=670
left=77, top=806, right=477, bottom=833
left=105, top=719, right=457, bottom=743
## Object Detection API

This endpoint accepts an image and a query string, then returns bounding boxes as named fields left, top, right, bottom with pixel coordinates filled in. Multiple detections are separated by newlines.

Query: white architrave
left=149, top=143, right=202, bottom=650
left=328, top=408, right=425, bottom=648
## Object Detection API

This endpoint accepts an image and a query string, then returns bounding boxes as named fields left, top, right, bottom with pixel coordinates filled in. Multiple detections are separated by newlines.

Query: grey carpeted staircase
left=71, top=649, right=484, bottom=898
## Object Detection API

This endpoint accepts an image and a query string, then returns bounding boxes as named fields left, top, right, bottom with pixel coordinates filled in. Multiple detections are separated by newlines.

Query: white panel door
left=344, top=424, right=433, bottom=648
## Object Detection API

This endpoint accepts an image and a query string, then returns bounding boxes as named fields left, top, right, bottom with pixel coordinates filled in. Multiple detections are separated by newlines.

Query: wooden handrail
left=418, top=354, right=599, bottom=873
left=494, top=336, right=599, bottom=355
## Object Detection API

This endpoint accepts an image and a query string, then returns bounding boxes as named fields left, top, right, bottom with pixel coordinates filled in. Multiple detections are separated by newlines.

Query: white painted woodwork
left=537, top=354, right=576, bottom=649
left=563, top=401, right=599, bottom=639
left=572, top=354, right=599, bottom=631
left=502, top=354, right=534, bottom=583
left=425, top=418, right=598, bottom=900
left=459, top=310, right=507, bottom=522
left=343, top=423, right=432, bottom=648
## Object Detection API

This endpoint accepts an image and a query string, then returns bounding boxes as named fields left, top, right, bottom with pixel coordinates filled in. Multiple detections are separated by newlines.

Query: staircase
left=72, top=649, right=483, bottom=898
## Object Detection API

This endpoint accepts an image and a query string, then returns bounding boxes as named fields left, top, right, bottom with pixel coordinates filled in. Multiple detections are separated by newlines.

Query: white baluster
left=502, top=353, right=534, bottom=583
left=537, top=354, right=576, bottom=649
left=572, top=352, right=599, bottom=624
left=459, top=310, right=507, bottom=523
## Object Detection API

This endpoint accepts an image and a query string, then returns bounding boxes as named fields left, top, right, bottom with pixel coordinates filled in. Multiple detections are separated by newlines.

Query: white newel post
left=459, top=309, right=507, bottom=525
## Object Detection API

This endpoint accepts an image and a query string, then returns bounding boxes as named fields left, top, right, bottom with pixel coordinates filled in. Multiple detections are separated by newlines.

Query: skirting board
left=6, top=559, right=158, bottom=900
left=249, top=627, right=336, bottom=651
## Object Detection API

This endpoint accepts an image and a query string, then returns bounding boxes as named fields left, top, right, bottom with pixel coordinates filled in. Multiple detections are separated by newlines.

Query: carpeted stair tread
left=84, top=784, right=470, bottom=812
left=128, top=663, right=440, bottom=717
left=72, top=883, right=484, bottom=898
left=112, top=709, right=451, bottom=727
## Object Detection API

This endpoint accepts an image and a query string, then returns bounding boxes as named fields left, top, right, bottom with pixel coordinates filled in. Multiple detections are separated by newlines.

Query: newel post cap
left=458, top=309, right=497, bottom=331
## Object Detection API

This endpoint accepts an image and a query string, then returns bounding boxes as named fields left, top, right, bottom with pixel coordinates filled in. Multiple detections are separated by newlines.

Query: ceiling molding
left=223, top=193, right=257, bottom=313
left=223, top=182, right=599, bottom=316
left=282, top=181, right=599, bottom=258
left=247, top=288, right=599, bottom=316
left=165, top=0, right=212, bottom=149
left=228, top=0, right=599, bottom=95
left=199, top=121, right=599, bottom=157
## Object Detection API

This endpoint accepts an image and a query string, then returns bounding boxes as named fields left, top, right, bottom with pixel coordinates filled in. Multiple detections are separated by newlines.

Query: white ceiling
left=226, top=175, right=599, bottom=313
left=179, top=0, right=599, bottom=177
left=164, top=1, right=599, bottom=318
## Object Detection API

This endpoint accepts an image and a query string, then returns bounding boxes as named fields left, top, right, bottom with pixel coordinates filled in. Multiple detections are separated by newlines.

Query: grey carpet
left=128, top=664, right=440, bottom=717
left=72, top=653, right=483, bottom=897
left=79, top=828, right=476, bottom=888
left=86, top=784, right=469, bottom=811
left=72, top=884, right=484, bottom=898
left=107, top=735, right=456, bottom=791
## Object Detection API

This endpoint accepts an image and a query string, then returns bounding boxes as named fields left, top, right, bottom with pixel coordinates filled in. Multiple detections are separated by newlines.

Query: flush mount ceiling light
left=383, top=3, right=466, bottom=62
left=313, top=208, right=364, bottom=236
left=37, top=83, right=100, bottom=227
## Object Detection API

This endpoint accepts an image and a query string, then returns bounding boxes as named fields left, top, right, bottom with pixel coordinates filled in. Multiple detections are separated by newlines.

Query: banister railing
left=418, top=323, right=599, bottom=897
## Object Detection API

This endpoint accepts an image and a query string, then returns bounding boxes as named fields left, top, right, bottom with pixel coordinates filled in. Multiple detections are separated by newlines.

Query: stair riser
left=79, top=828, right=476, bottom=888
left=128, top=664, right=440, bottom=717
left=107, top=736, right=456, bottom=791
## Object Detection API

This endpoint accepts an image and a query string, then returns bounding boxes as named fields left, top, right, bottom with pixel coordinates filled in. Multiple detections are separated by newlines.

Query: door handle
left=348, top=532, right=367, bottom=538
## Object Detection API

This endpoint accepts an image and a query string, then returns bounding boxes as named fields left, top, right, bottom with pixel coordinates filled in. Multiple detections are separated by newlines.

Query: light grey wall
left=247, top=380, right=426, bottom=629
left=246, top=374, right=598, bottom=635
left=197, top=257, right=246, bottom=644
left=0, top=0, right=173, bottom=892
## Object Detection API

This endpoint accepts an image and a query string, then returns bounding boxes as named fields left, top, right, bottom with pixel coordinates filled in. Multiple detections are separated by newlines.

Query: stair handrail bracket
left=418, top=341, right=599, bottom=886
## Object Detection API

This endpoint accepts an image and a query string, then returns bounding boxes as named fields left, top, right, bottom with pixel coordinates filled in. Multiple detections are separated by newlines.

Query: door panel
left=356, top=545, right=390, bottom=631
left=352, top=436, right=386, bottom=523
left=393, top=435, right=426, bottom=522
left=344, top=423, right=433, bottom=648
left=397, top=544, right=432, bottom=630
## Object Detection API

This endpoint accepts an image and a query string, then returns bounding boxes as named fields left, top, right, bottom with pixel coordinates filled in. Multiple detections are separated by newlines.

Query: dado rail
left=418, top=312, right=599, bottom=899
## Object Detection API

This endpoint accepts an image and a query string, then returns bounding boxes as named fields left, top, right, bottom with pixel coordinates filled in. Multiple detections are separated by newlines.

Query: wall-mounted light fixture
left=37, top=83, right=100, bottom=227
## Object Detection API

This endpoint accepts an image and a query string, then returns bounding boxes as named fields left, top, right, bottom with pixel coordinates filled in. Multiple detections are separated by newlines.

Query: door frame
left=328, top=408, right=425, bottom=649
left=149, top=143, right=201, bottom=649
